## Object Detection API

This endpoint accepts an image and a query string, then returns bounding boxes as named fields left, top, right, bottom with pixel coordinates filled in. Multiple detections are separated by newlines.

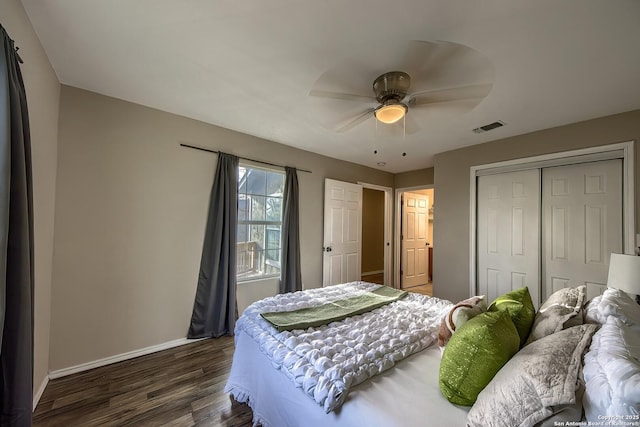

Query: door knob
left=323, top=246, right=332, bottom=252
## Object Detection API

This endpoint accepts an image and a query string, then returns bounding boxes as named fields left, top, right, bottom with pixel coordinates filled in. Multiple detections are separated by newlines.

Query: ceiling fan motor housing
left=373, top=71, right=411, bottom=104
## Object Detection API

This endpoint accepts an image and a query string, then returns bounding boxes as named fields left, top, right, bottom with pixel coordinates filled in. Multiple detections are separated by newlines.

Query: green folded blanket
left=261, top=285, right=408, bottom=332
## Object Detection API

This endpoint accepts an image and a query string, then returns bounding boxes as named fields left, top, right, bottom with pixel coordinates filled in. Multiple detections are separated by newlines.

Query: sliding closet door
left=542, top=160, right=623, bottom=301
left=477, top=169, right=540, bottom=305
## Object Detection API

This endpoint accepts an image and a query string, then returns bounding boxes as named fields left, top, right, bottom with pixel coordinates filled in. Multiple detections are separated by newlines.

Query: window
left=236, top=164, right=285, bottom=281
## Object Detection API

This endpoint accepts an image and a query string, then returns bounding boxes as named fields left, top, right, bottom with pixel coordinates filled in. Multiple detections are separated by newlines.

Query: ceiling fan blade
left=405, top=41, right=495, bottom=92
left=402, top=113, right=421, bottom=135
left=407, top=83, right=492, bottom=106
left=401, top=40, right=441, bottom=77
left=335, top=108, right=375, bottom=132
left=409, top=99, right=485, bottom=117
left=309, top=89, right=376, bottom=103
left=407, top=98, right=487, bottom=124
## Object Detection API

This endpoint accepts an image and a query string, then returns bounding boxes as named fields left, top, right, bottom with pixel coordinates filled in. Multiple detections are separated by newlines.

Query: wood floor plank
left=33, top=336, right=254, bottom=427
left=160, top=413, right=195, bottom=427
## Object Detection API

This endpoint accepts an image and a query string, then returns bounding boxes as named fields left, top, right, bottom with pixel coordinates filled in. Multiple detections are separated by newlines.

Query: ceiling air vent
left=473, top=120, right=505, bottom=133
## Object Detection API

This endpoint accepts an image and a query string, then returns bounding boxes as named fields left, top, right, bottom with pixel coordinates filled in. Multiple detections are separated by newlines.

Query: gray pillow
left=535, top=381, right=585, bottom=427
left=526, top=285, right=586, bottom=345
left=467, top=324, right=598, bottom=427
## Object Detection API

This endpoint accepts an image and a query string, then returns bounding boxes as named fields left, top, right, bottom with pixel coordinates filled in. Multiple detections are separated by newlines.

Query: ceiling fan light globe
left=375, top=103, right=407, bottom=124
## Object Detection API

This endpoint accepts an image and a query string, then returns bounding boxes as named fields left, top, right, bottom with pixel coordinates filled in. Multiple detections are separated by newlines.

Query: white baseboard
left=362, top=270, right=384, bottom=276
left=33, top=375, right=49, bottom=411
left=48, top=337, right=203, bottom=380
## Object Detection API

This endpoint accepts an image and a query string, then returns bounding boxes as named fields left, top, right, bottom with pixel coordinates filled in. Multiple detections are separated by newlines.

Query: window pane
left=247, top=168, right=266, bottom=196
left=238, top=194, right=249, bottom=221
left=265, top=249, right=280, bottom=264
left=237, top=224, right=253, bottom=276
left=267, top=171, right=285, bottom=196
left=238, top=167, right=248, bottom=193
left=237, top=164, right=284, bottom=282
left=237, top=224, right=248, bottom=243
left=250, top=224, right=265, bottom=248
left=265, top=197, right=282, bottom=221
left=266, top=226, right=281, bottom=250
left=251, top=196, right=266, bottom=221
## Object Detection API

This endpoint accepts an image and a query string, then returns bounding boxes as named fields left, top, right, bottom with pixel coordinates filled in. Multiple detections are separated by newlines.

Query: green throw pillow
left=488, top=287, right=535, bottom=347
left=439, top=310, right=520, bottom=406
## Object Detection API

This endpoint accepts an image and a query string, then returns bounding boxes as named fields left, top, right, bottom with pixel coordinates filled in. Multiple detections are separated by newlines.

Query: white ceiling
left=21, top=0, right=640, bottom=173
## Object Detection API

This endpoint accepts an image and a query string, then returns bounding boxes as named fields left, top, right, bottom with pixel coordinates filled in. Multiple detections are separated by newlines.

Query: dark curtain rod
left=15, top=46, right=23, bottom=64
left=179, top=143, right=312, bottom=174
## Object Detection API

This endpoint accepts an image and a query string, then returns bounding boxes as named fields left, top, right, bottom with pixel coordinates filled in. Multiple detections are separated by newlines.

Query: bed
left=225, top=281, right=640, bottom=427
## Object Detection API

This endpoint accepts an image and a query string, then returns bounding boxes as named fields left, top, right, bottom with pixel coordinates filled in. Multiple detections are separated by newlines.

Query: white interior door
left=542, top=159, right=623, bottom=301
left=477, top=169, right=541, bottom=305
left=402, top=192, right=430, bottom=289
left=323, top=179, right=362, bottom=286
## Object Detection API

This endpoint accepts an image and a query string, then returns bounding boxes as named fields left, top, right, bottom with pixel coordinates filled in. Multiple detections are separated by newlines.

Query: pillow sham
left=439, top=310, right=520, bottom=406
left=467, top=324, right=598, bottom=427
left=488, top=287, right=535, bottom=347
left=437, top=295, right=487, bottom=348
left=525, top=285, right=586, bottom=345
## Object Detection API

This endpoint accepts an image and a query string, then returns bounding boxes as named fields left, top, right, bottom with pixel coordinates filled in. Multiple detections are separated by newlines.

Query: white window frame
left=236, top=163, right=285, bottom=282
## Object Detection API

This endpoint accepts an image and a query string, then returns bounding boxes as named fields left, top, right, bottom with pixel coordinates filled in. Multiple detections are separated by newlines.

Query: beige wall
left=433, top=109, right=640, bottom=303
left=394, top=167, right=434, bottom=189
left=51, top=86, right=393, bottom=370
left=0, top=0, right=61, bottom=398
left=361, top=188, right=385, bottom=273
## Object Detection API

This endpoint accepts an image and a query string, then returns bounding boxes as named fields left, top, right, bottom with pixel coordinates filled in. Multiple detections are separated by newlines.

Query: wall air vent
left=473, top=120, right=505, bottom=133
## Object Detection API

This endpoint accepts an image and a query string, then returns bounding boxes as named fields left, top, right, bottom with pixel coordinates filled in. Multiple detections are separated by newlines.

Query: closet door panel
left=477, top=170, right=540, bottom=305
left=542, top=160, right=623, bottom=300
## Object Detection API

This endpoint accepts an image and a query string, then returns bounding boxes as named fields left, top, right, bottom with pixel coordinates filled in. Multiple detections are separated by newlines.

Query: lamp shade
left=607, top=253, right=640, bottom=296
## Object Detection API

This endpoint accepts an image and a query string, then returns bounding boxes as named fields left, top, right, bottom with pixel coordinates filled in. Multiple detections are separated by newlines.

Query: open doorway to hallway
left=395, top=187, right=434, bottom=295
left=361, top=187, right=386, bottom=285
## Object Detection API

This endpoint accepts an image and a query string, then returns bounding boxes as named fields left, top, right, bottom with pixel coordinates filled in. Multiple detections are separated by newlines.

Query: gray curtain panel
left=0, top=25, right=35, bottom=426
left=280, top=167, right=301, bottom=293
left=188, top=152, right=239, bottom=338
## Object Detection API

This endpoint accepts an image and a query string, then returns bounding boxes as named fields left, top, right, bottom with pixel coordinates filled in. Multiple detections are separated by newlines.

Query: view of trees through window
left=237, top=165, right=284, bottom=281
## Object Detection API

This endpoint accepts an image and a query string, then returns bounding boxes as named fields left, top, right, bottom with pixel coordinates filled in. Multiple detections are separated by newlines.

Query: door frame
left=469, top=141, right=635, bottom=298
left=395, top=184, right=434, bottom=289
left=358, top=182, right=393, bottom=286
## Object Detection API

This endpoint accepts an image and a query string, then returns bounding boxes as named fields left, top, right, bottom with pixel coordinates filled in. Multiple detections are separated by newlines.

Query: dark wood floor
left=33, top=336, right=254, bottom=427
left=361, top=272, right=385, bottom=285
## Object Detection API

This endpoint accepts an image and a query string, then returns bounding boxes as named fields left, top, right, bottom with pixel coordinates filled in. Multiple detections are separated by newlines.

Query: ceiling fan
left=308, top=41, right=494, bottom=133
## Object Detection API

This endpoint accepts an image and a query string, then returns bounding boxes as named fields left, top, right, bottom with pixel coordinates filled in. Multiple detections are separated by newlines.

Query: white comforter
left=234, top=282, right=452, bottom=412
left=583, top=288, right=640, bottom=421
